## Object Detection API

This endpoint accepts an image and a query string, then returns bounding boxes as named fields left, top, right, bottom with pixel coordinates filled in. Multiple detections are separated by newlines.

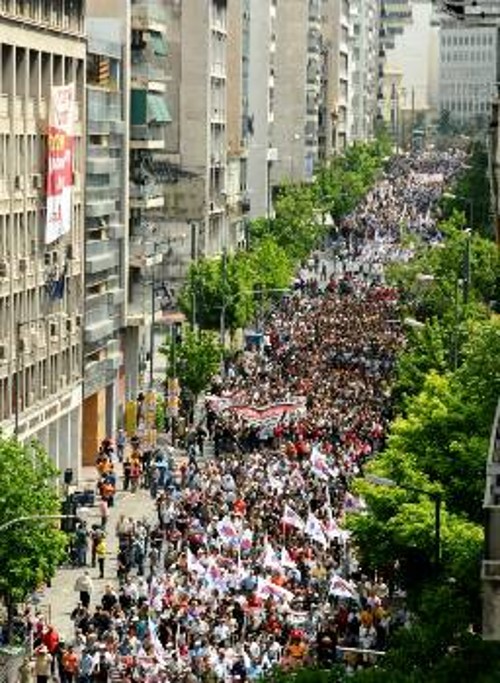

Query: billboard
left=45, top=83, right=76, bottom=244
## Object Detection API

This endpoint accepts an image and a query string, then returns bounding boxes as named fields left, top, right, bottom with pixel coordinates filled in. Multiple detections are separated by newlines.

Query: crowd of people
left=21, top=149, right=467, bottom=683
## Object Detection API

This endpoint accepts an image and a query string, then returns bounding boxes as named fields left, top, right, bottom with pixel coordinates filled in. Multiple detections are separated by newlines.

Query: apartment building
left=378, top=0, right=413, bottom=122
left=161, top=0, right=232, bottom=267
left=272, top=0, right=321, bottom=185
left=244, top=0, right=277, bottom=220
left=226, top=0, right=248, bottom=249
left=349, top=0, right=380, bottom=142
left=0, top=0, right=85, bottom=476
left=438, top=22, right=499, bottom=127
left=125, top=0, right=172, bottom=399
left=320, top=0, right=351, bottom=156
left=83, top=1, right=129, bottom=464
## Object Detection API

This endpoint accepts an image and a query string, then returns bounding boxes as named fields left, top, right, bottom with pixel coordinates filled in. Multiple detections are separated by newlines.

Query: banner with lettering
left=45, top=83, right=75, bottom=244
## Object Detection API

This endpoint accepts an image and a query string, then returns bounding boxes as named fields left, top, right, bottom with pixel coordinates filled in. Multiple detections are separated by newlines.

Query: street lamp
left=365, top=474, right=442, bottom=571
left=0, top=512, right=88, bottom=534
left=442, top=192, right=473, bottom=306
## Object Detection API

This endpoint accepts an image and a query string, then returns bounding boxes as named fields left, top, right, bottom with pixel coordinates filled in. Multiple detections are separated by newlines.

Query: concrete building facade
left=0, top=0, right=86, bottom=478
left=245, top=0, right=277, bottom=221
left=348, top=0, right=380, bottom=143
left=272, top=0, right=321, bottom=185
left=83, top=1, right=129, bottom=464
left=124, top=0, right=172, bottom=400
left=161, top=0, right=231, bottom=264
left=438, top=22, right=499, bottom=127
left=320, top=0, right=351, bottom=157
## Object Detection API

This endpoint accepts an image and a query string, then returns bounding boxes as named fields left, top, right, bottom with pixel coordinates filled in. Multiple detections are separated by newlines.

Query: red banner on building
left=45, top=83, right=75, bottom=244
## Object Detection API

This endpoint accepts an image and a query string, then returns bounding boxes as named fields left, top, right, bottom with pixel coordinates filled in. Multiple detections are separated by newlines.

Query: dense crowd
left=22, top=149, right=467, bottom=683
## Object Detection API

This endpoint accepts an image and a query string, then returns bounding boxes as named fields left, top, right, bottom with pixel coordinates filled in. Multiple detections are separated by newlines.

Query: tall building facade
left=125, top=0, right=172, bottom=399
left=83, top=1, right=129, bottom=464
left=245, top=0, right=277, bottom=220
left=438, top=22, right=499, bottom=127
left=162, top=0, right=232, bottom=264
left=378, top=0, right=413, bottom=123
left=349, top=0, right=380, bottom=142
left=320, top=0, right=351, bottom=156
left=0, top=0, right=85, bottom=476
left=272, top=0, right=322, bottom=185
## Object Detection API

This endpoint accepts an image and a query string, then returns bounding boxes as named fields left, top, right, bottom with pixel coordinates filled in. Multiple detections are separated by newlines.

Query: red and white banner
left=45, top=83, right=75, bottom=244
left=230, top=402, right=305, bottom=424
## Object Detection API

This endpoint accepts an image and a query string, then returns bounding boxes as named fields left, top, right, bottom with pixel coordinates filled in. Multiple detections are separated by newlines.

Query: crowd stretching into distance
left=25, top=149, right=467, bottom=682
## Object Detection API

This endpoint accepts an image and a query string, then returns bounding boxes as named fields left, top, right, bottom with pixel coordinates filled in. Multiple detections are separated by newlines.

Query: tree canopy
left=0, top=437, right=67, bottom=604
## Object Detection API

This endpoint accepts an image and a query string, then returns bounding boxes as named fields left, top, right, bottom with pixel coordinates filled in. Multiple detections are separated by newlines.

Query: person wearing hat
left=33, top=645, right=52, bottom=683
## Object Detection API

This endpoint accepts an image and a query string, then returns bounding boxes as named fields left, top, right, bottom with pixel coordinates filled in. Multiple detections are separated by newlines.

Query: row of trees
left=179, top=137, right=392, bottom=335
left=343, top=206, right=500, bottom=680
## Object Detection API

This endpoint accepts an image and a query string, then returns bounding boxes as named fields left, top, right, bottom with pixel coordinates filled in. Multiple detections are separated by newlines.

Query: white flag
left=282, top=504, right=305, bottom=531
left=256, top=578, right=294, bottom=603
left=323, top=506, right=342, bottom=541
left=329, top=575, right=358, bottom=600
left=304, top=512, right=327, bottom=547
left=311, top=446, right=337, bottom=480
left=280, top=547, right=297, bottom=570
left=186, top=548, right=205, bottom=576
left=263, top=542, right=282, bottom=572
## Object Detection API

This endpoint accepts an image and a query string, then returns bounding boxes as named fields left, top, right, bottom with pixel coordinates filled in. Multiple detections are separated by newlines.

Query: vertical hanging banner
left=45, top=82, right=76, bottom=244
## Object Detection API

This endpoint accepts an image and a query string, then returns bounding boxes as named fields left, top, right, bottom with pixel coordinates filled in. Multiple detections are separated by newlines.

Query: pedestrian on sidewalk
left=95, top=536, right=107, bottom=579
left=98, top=498, right=108, bottom=529
left=73, top=570, right=94, bottom=608
left=33, top=645, right=52, bottom=683
left=116, top=428, right=126, bottom=463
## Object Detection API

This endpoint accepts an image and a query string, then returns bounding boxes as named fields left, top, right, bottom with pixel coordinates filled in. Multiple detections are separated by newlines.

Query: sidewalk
left=38, top=466, right=159, bottom=640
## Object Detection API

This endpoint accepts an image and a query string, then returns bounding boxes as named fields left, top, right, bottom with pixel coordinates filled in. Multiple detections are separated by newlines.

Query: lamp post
left=365, top=474, right=442, bottom=571
left=442, top=192, right=473, bottom=306
left=0, top=512, right=88, bottom=534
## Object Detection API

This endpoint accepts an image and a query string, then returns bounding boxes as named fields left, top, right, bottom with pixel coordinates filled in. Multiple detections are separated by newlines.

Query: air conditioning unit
left=0, top=261, right=7, bottom=278
left=14, top=175, right=24, bottom=191
left=32, top=173, right=42, bottom=190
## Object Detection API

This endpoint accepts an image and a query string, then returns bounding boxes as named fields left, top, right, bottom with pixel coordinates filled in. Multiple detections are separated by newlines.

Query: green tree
left=0, top=437, right=67, bottom=624
left=161, top=327, right=222, bottom=405
left=441, top=141, right=493, bottom=239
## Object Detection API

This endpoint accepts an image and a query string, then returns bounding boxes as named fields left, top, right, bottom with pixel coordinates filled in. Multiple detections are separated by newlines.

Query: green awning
left=150, top=31, right=168, bottom=56
left=131, top=90, right=172, bottom=125
left=147, top=94, right=172, bottom=124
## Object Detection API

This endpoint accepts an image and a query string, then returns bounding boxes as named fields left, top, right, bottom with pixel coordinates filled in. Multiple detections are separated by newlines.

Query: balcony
left=131, top=3, right=166, bottom=32
left=130, top=125, right=165, bottom=150
left=86, top=198, right=117, bottom=218
left=129, top=183, right=165, bottom=210
left=131, top=61, right=167, bottom=91
left=131, top=90, right=171, bottom=126
left=86, top=242, right=119, bottom=275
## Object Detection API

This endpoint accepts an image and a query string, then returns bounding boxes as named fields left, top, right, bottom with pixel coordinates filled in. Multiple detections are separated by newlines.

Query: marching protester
left=29, top=149, right=465, bottom=682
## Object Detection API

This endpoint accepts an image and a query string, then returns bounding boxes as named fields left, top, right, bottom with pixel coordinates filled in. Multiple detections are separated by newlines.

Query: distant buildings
left=438, top=22, right=498, bottom=127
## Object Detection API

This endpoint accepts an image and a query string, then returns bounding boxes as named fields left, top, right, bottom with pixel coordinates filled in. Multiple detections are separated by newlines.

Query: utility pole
left=149, top=245, right=156, bottom=389
left=220, top=246, right=227, bottom=348
left=190, top=221, right=198, bottom=330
